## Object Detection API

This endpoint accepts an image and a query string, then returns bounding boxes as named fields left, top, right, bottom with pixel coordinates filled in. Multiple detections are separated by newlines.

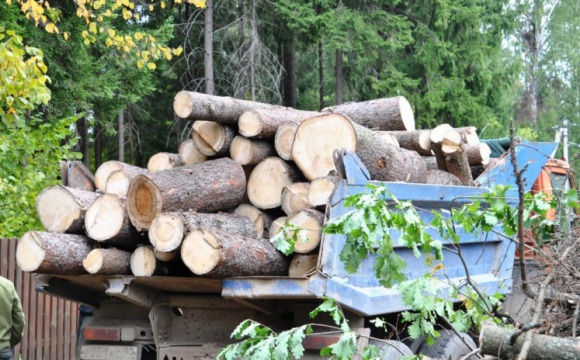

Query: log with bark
left=286, top=209, right=324, bottom=254
left=180, top=228, right=288, bottom=277
left=307, top=173, right=340, bottom=207
left=246, top=157, right=303, bottom=210
left=465, top=143, right=492, bottom=166
left=232, top=204, right=272, bottom=239
left=274, top=122, right=299, bottom=161
left=149, top=211, right=257, bottom=253
left=429, top=124, right=453, bottom=171
left=388, top=129, right=433, bottom=156
left=422, top=156, right=439, bottom=171
left=289, top=254, right=319, bottom=277
left=60, top=160, right=95, bottom=191
left=281, top=182, right=313, bottom=216
left=238, top=108, right=320, bottom=139
left=191, top=120, right=236, bottom=157
left=84, top=194, right=143, bottom=250
left=269, top=216, right=288, bottom=239
left=292, top=113, right=426, bottom=182
left=95, top=160, right=147, bottom=192
left=147, top=152, right=183, bottom=173
left=441, top=128, right=473, bottom=185
left=130, top=245, right=167, bottom=277
left=425, top=170, right=463, bottom=186
left=16, top=231, right=93, bottom=274
left=375, top=131, right=400, bottom=148
left=479, top=324, right=580, bottom=360
left=36, top=185, right=99, bottom=233
left=83, top=248, right=132, bottom=275
left=322, top=96, right=415, bottom=131
left=229, top=136, right=276, bottom=166
left=178, top=139, right=207, bottom=165
left=105, top=168, right=149, bottom=198
left=126, top=158, right=246, bottom=231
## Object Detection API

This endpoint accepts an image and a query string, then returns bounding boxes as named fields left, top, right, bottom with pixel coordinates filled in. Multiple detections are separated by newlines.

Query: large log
left=126, top=158, right=246, bottom=231
left=147, top=152, right=183, bottom=173
left=36, top=185, right=99, bottom=233
left=274, top=122, right=299, bottom=160
left=178, top=139, right=207, bottom=165
left=286, top=209, right=324, bottom=254
left=229, top=136, right=276, bottom=166
left=95, top=160, right=146, bottom=192
left=388, top=129, right=433, bottom=156
left=233, top=204, right=272, bottom=239
left=16, top=231, right=93, bottom=274
left=191, top=120, right=236, bottom=157
left=307, top=173, right=340, bottom=207
left=246, top=157, right=303, bottom=210
left=83, top=248, right=132, bottom=275
left=174, top=91, right=286, bottom=124
left=180, top=228, right=288, bottom=277
left=60, top=160, right=95, bottom=191
left=238, top=108, right=320, bottom=138
left=84, top=194, right=143, bottom=250
left=149, top=211, right=257, bottom=253
left=479, top=324, right=580, bottom=360
left=292, top=113, right=426, bottom=182
left=281, top=182, right=313, bottom=216
left=322, top=96, right=415, bottom=131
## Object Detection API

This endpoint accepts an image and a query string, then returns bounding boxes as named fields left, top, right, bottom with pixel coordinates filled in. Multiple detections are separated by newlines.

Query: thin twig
left=573, top=302, right=579, bottom=337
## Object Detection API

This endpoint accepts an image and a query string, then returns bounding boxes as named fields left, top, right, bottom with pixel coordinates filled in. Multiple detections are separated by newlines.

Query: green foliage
left=0, top=28, right=78, bottom=237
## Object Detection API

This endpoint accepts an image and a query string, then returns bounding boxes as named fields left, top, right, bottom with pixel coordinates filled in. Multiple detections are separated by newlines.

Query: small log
left=238, top=108, right=320, bottom=138
left=126, top=158, right=246, bottom=231
left=281, top=182, right=313, bottom=216
left=247, top=157, right=303, bottom=210
left=16, top=231, right=93, bottom=274
left=229, top=136, right=276, bottom=166
left=465, top=143, right=491, bottom=166
left=149, top=211, right=257, bottom=253
left=105, top=168, right=148, bottom=198
left=289, top=254, right=319, bottom=277
left=286, top=209, right=324, bottom=254
left=130, top=245, right=167, bottom=277
left=322, top=96, right=415, bottom=131
left=457, top=126, right=479, bottom=145
left=154, top=249, right=177, bottom=262
left=429, top=124, right=453, bottom=171
left=425, top=170, right=463, bottom=186
left=307, top=173, right=340, bottom=207
left=191, top=120, right=236, bottom=157
left=274, top=122, right=299, bottom=161
left=60, top=160, right=95, bottom=191
left=36, top=185, right=99, bottom=233
left=83, top=248, right=132, bottom=275
left=180, top=228, right=288, bottom=277
left=479, top=324, right=580, bottom=360
left=269, top=216, right=288, bottom=239
left=388, top=129, right=433, bottom=156
left=178, top=139, right=207, bottom=165
left=84, top=194, right=143, bottom=250
left=174, top=91, right=287, bottom=124
left=441, top=128, right=473, bottom=185
left=233, top=204, right=271, bottom=239
left=95, top=160, right=147, bottom=192
left=147, top=152, right=183, bottom=173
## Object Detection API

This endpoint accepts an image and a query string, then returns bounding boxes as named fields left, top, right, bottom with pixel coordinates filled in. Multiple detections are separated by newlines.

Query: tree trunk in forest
left=147, top=153, right=183, bottom=173
left=479, top=324, right=580, bottom=360
left=238, top=108, right=319, bottom=139
left=94, top=121, right=102, bottom=169
left=149, top=211, right=257, bottom=253
left=289, top=254, right=318, bottom=277
left=77, top=116, right=90, bottom=168
left=283, top=44, right=296, bottom=108
left=83, top=248, right=132, bottom=275
left=246, top=157, right=303, bottom=209
left=36, top=185, right=99, bottom=234
left=336, top=49, right=343, bottom=105
left=286, top=209, right=324, bottom=254
left=84, top=194, right=143, bottom=249
left=233, top=204, right=272, bottom=239
left=229, top=136, right=276, bottom=166
left=274, top=122, right=298, bottom=161
left=204, top=0, right=214, bottom=95
left=16, top=231, right=93, bottom=274
left=178, top=139, right=207, bottom=165
left=281, top=182, right=313, bottom=216
left=192, top=121, right=236, bottom=157
left=126, top=158, right=246, bottom=231
left=118, top=108, right=125, bottom=162
left=95, top=160, right=147, bottom=193
left=181, top=228, right=288, bottom=277
left=318, top=41, right=324, bottom=110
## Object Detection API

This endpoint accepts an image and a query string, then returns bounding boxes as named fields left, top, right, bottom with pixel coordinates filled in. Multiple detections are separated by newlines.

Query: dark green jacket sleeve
left=9, top=286, right=25, bottom=347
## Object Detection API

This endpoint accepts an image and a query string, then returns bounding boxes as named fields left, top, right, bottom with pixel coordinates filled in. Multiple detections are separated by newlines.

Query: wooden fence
left=1, top=238, right=78, bottom=360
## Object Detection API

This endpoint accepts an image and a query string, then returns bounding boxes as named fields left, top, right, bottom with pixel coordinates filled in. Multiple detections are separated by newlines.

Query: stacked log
left=17, top=91, right=496, bottom=281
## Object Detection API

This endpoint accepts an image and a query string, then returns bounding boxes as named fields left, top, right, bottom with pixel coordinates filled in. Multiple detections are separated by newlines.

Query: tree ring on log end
left=127, top=174, right=162, bottom=231
left=130, top=246, right=157, bottom=276
left=399, top=96, right=416, bottom=131
left=275, top=123, right=298, bottom=161
left=83, top=249, right=103, bottom=274
left=192, top=121, right=226, bottom=156
left=181, top=229, right=221, bottom=275
left=149, top=214, right=185, bottom=252
left=36, top=186, right=82, bottom=233
left=85, top=194, right=125, bottom=241
left=238, top=110, right=263, bottom=138
left=94, top=160, right=123, bottom=191
left=230, top=136, right=254, bottom=165
left=173, top=91, right=193, bottom=119
left=16, top=232, right=45, bottom=272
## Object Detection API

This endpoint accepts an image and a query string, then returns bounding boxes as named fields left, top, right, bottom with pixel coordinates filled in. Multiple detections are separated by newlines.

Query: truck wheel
left=418, top=330, right=477, bottom=359
left=368, top=339, right=413, bottom=360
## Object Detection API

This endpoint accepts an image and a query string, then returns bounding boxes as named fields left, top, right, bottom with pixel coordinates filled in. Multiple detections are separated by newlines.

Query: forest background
left=0, top=0, right=579, bottom=237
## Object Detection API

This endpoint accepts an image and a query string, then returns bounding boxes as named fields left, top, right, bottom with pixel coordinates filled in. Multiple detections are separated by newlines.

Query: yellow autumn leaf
left=83, top=38, right=90, bottom=45
left=105, top=38, right=113, bottom=47
left=6, top=0, right=11, bottom=5
left=432, top=263, right=445, bottom=273
left=164, top=51, right=172, bottom=60
left=89, top=22, right=97, bottom=34
left=105, top=9, right=112, bottom=16
left=149, top=4, right=154, bottom=11
left=63, top=32, right=69, bottom=40
left=108, top=28, right=115, bottom=37
left=147, top=62, right=156, bottom=70
left=137, top=59, right=144, bottom=68
left=81, top=30, right=88, bottom=38
left=172, top=46, right=183, bottom=56
left=123, top=9, right=132, bottom=20
left=161, top=1, right=165, bottom=9
left=191, top=0, right=206, bottom=8
left=45, top=23, right=55, bottom=33
left=99, top=27, right=104, bottom=33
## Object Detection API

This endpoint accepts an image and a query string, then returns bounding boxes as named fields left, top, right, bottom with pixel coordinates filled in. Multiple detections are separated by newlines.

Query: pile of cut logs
left=16, top=92, right=493, bottom=279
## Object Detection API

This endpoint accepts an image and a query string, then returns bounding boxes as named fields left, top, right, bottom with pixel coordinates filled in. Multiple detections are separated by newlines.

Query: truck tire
left=368, top=339, right=413, bottom=360
left=418, top=330, right=477, bottom=360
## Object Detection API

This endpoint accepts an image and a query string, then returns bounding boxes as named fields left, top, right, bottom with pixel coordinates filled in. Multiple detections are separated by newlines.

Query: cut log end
left=281, top=182, right=312, bottom=216
left=16, top=232, right=45, bottom=272
left=398, top=96, right=416, bottom=131
left=181, top=229, right=221, bottom=275
left=83, top=250, right=104, bottom=274
left=127, top=175, right=162, bottom=231
left=173, top=90, right=193, bottom=119
left=147, top=153, right=183, bottom=173
left=233, top=204, right=265, bottom=238
left=36, top=186, right=82, bottom=233
left=274, top=122, right=298, bottom=160
left=238, top=110, right=263, bottom=138
left=130, top=246, right=158, bottom=277
left=307, top=176, right=338, bottom=207
left=179, top=139, right=207, bottom=165
left=94, top=161, right=124, bottom=192
left=85, top=194, right=126, bottom=241
left=230, top=136, right=254, bottom=165
left=149, top=213, right=185, bottom=252
left=105, top=170, right=131, bottom=198
left=247, top=157, right=301, bottom=209
left=192, top=120, right=227, bottom=156
left=287, top=209, right=324, bottom=254
left=269, top=216, right=288, bottom=239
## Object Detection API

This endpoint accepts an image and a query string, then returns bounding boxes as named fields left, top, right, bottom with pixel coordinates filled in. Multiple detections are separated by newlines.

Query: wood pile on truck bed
left=16, top=91, right=494, bottom=279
